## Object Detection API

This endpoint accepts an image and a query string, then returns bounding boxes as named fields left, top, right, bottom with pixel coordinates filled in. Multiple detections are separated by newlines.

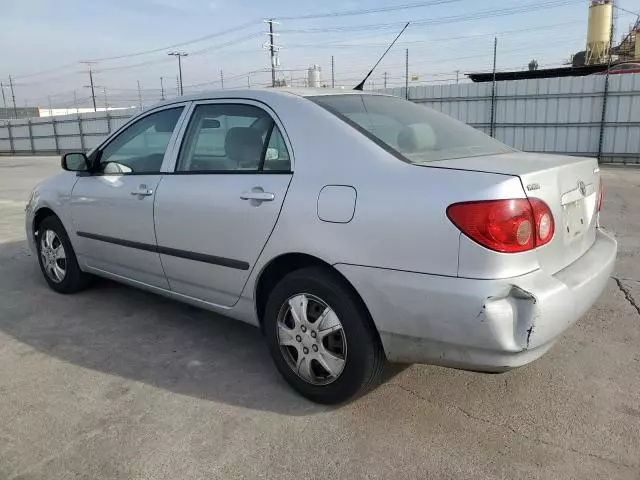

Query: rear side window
left=309, top=94, right=513, bottom=164
left=176, top=104, right=291, bottom=173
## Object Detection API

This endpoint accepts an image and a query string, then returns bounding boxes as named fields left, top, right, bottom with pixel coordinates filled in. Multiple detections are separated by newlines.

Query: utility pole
left=405, top=49, right=409, bottom=100
left=176, top=75, right=180, bottom=96
left=490, top=37, right=498, bottom=138
left=220, top=70, right=224, bottom=89
left=269, top=19, right=276, bottom=87
left=137, top=80, right=143, bottom=108
left=0, top=82, right=7, bottom=112
left=264, top=19, right=280, bottom=87
left=455, top=70, right=460, bottom=84
left=384, top=71, right=388, bottom=89
left=160, top=77, right=165, bottom=100
left=88, top=68, right=97, bottom=112
left=247, top=73, right=251, bottom=88
left=168, top=51, right=188, bottom=96
left=8, top=74, right=17, bottom=118
left=331, top=55, right=335, bottom=88
left=48, top=96, right=53, bottom=116
left=103, top=87, right=109, bottom=109
left=80, top=63, right=98, bottom=112
left=73, top=90, right=79, bottom=114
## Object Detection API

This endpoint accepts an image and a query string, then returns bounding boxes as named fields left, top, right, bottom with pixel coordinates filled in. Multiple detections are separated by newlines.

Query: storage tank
left=307, top=65, right=321, bottom=88
left=586, top=0, right=613, bottom=64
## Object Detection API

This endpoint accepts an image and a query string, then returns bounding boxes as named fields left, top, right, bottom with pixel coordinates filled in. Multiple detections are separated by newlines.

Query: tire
left=36, top=216, right=92, bottom=294
left=264, top=267, right=385, bottom=404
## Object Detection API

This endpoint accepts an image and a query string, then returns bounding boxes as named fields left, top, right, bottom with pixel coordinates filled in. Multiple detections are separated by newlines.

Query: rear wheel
left=264, top=267, right=385, bottom=404
left=36, top=216, right=91, bottom=294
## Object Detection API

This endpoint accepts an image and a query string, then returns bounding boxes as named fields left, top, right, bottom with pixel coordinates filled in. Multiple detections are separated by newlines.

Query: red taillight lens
left=447, top=198, right=554, bottom=253
left=597, top=178, right=604, bottom=212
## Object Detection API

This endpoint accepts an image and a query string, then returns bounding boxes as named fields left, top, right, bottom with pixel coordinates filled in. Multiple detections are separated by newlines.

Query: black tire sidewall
left=36, top=216, right=85, bottom=294
left=264, top=268, right=380, bottom=404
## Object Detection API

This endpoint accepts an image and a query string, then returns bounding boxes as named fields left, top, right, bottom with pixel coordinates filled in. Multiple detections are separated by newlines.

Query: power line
left=277, top=0, right=460, bottom=20
left=614, top=4, right=640, bottom=16
left=5, top=24, right=262, bottom=82
left=279, top=0, right=585, bottom=33
left=86, top=20, right=260, bottom=62
left=284, top=19, right=585, bottom=48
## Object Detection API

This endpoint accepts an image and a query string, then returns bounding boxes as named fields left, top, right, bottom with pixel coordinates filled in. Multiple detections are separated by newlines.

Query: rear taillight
left=447, top=198, right=554, bottom=253
left=597, top=178, right=604, bottom=212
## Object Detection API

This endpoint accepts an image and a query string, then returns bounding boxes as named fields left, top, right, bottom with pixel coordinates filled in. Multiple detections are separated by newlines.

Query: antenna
left=354, top=22, right=410, bottom=91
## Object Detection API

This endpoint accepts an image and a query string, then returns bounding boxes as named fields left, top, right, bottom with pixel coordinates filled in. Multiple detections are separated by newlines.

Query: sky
left=0, top=0, right=638, bottom=108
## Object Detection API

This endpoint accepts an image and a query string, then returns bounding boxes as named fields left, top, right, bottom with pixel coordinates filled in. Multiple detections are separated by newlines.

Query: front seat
left=224, top=127, right=264, bottom=169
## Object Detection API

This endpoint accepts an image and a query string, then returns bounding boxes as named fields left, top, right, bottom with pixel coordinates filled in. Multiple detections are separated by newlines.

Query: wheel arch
left=254, top=252, right=380, bottom=340
left=32, top=206, right=59, bottom=239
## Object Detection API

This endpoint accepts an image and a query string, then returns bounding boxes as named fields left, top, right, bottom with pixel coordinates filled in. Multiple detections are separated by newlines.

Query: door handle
left=240, top=191, right=275, bottom=202
left=131, top=185, right=154, bottom=197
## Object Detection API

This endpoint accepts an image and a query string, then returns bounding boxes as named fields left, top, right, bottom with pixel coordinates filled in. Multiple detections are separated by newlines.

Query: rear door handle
left=240, top=191, right=275, bottom=202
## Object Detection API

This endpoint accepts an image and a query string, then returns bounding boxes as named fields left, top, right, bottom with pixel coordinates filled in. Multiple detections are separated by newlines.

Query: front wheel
left=36, top=216, right=92, bottom=294
left=264, top=267, right=385, bottom=404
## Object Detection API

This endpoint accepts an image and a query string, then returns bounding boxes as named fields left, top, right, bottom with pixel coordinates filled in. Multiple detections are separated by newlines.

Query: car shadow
left=0, top=240, right=405, bottom=415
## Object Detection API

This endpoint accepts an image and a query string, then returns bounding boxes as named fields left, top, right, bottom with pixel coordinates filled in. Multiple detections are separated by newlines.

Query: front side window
left=98, top=107, right=183, bottom=174
left=177, top=104, right=291, bottom=172
left=309, top=94, right=514, bottom=164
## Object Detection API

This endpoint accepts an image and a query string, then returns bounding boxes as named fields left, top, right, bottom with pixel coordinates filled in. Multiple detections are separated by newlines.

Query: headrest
left=224, top=127, right=264, bottom=164
left=397, top=124, right=437, bottom=153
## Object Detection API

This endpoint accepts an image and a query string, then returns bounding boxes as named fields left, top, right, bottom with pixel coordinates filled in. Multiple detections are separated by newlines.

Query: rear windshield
left=309, top=94, right=514, bottom=163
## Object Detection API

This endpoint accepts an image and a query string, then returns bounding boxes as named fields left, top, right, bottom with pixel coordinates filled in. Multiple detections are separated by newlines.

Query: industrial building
left=469, top=0, right=639, bottom=82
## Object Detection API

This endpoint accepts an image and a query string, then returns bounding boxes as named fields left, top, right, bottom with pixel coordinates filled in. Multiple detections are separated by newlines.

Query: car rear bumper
left=335, top=229, right=617, bottom=371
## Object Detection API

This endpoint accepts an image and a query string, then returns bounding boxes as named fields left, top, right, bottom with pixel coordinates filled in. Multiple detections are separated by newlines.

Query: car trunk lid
left=427, top=152, right=600, bottom=275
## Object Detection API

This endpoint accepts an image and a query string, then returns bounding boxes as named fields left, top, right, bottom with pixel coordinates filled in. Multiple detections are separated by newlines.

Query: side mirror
left=61, top=152, right=90, bottom=172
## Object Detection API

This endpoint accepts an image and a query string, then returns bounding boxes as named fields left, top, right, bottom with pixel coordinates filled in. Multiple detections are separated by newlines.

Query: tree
left=528, top=59, right=539, bottom=71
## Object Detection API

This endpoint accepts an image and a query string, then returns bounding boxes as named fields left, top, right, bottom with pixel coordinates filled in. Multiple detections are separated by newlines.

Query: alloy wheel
left=277, top=293, right=347, bottom=385
left=40, top=229, right=67, bottom=283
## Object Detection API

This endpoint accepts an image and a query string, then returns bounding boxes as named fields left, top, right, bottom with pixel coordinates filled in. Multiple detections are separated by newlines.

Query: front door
left=70, top=105, right=187, bottom=288
left=153, top=101, right=293, bottom=306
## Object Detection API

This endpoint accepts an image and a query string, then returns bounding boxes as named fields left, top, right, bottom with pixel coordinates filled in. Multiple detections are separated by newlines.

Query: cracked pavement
left=0, top=157, right=639, bottom=480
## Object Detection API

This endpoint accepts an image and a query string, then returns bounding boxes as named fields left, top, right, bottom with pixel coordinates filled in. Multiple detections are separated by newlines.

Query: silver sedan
left=25, top=89, right=617, bottom=404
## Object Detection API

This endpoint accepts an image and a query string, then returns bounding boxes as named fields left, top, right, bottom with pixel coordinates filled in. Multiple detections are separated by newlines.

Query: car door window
left=264, top=126, right=291, bottom=171
left=177, top=104, right=290, bottom=172
left=98, top=107, right=184, bottom=174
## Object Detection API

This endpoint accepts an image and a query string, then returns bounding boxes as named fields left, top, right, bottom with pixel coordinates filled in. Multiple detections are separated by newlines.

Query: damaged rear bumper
left=335, top=229, right=617, bottom=371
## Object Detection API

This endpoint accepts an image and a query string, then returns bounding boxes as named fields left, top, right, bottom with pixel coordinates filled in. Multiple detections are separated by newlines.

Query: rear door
left=153, top=100, right=293, bottom=307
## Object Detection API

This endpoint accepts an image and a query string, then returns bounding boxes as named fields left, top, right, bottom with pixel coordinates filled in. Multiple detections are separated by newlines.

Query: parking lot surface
left=0, top=156, right=639, bottom=480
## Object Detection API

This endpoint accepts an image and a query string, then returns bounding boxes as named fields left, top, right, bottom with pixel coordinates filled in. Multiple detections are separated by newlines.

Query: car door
left=70, top=104, right=188, bottom=288
left=153, top=101, right=293, bottom=307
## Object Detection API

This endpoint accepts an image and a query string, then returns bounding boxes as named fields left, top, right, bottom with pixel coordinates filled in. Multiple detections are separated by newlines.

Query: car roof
left=153, top=88, right=386, bottom=109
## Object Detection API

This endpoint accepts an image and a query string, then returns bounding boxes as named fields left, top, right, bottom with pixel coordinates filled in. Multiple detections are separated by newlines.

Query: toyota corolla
left=25, top=89, right=617, bottom=404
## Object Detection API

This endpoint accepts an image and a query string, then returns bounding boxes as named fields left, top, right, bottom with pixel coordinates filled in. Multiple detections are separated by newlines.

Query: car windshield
left=309, top=94, right=514, bottom=163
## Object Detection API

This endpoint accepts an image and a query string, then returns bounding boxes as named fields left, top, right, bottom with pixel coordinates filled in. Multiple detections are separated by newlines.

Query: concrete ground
left=0, top=156, right=638, bottom=480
